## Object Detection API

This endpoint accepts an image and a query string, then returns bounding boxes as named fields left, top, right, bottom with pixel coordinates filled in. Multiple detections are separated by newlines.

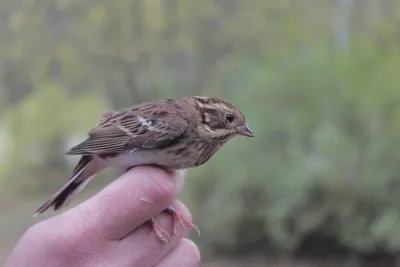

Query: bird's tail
left=34, top=156, right=104, bottom=216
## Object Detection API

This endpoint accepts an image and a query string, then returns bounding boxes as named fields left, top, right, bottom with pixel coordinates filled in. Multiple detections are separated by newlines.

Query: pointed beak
left=236, top=123, right=255, bottom=138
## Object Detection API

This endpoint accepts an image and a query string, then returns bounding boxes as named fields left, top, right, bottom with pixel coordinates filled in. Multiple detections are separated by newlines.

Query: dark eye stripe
left=201, top=108, right=227, bottom=131
left=203, top=108, right=220, bottom=117
left=202, top=108, right=221, bottom=125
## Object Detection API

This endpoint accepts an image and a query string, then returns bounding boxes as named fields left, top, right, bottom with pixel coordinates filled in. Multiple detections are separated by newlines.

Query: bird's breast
left=96, top=139, right=222, bottom=170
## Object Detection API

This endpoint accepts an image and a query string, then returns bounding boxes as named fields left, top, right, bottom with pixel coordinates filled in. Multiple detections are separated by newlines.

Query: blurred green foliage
left=1, top=0, right=400, bottom=261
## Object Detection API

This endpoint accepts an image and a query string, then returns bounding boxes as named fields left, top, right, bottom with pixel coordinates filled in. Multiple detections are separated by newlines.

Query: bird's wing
left=67, top=104, right=188, bottom=155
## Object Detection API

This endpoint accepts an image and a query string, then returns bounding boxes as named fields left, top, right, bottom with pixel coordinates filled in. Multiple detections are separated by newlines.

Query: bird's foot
left=150, top=218, right=171, bottom=243
left=166, top=205, right=200, bottom=236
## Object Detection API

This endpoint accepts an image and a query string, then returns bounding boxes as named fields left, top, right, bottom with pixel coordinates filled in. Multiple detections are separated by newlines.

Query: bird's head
left=192, top=96, right=254, bottom=139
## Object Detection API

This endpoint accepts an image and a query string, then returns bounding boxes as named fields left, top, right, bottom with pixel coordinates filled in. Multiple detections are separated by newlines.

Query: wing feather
left=67, top=106, right=188, bottom=155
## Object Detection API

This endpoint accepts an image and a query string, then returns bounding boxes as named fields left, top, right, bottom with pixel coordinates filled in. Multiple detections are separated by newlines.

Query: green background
left=1, top=0, right=400, bottom=266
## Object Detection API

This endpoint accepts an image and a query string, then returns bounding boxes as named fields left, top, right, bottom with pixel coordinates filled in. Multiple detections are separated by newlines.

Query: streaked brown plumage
left=34, top=96, right=254, bottom=242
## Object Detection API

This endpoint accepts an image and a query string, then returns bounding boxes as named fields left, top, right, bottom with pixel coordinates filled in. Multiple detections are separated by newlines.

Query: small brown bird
left=35, top=96, right=254, bottom=242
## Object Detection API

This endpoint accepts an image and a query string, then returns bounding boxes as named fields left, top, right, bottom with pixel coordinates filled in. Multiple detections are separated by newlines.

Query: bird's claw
left=150, top=218, right=171, bottom=243
left=167, top=206, right=200, bottom=237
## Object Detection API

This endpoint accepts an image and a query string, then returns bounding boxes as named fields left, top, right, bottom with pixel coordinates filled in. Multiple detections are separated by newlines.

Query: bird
left=34, top=96, right=254, bottom=242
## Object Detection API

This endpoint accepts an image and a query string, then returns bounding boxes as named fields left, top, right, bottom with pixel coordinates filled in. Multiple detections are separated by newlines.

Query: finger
left=108, top=200, right=191, bottom=267
left=63, top=166, right=185, bottom=241
left=154, top=239, right=201, bottom=267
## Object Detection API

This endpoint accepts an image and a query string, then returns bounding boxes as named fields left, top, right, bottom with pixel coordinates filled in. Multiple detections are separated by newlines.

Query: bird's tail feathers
left=34, top=157, right=104, bottom=216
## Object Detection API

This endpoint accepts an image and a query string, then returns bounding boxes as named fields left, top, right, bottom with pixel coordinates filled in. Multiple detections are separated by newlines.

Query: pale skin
left=4, top=166, right=200, bottom=267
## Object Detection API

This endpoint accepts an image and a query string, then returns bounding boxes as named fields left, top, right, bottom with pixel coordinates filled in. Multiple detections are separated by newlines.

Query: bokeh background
left=1, top=0, right=400, bottom=266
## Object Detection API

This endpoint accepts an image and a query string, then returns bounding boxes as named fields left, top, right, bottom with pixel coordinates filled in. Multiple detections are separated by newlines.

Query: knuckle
left=26, top=220, right=61, bottom=246
left=31, top=216, right=96, bottom=254
left=25, top=221, right=43, bottom=236
left=23, top=223, right=46, bottom=245
left=24, top=220, right=75, bottom=256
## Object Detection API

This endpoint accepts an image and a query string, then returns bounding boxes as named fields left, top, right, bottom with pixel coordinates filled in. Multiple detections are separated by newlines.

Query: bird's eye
left=225, top=113, right=235, bottom=123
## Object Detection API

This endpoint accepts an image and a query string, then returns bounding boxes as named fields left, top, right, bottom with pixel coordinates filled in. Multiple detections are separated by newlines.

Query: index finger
left=61, top=166, right=185, bottom=241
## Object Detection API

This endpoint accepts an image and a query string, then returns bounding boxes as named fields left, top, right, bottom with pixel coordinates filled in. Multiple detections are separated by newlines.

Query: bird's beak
left=236, top=123, right=255, bottom=138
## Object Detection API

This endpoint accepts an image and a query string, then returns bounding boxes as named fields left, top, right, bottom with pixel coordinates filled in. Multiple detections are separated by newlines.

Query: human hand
left=4, top=166, right=200, bottom=267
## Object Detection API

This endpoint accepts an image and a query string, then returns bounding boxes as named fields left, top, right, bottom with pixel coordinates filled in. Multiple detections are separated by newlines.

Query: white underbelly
left=97, top=150, right=176, bottom=169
